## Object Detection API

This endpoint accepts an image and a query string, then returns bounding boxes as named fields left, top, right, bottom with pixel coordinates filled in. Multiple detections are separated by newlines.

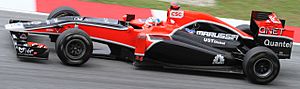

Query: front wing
left=10, top=31, right=49, bottom=59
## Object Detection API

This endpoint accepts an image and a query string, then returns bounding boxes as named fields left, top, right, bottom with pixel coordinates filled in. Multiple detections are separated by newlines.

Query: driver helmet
left=144, top=17, right=162, bottom=27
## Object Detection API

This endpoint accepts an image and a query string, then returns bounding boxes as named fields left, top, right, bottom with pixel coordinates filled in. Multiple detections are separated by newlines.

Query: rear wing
left=250, top=11, right=294, bottom=59
left=250, top=11, right=293, bottom=38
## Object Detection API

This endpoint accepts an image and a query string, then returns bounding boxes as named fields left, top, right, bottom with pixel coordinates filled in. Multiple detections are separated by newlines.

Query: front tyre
left=243, top=47, right=280, bottom=84
left=47, top=6, right=80, bottom=20
left=56, top=28, right=93, bottom=66
left=48, top=6, right=80, bottom=42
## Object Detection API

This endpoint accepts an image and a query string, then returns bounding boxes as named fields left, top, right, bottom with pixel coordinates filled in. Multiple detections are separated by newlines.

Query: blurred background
left=90, top=0, right=300, bottom=27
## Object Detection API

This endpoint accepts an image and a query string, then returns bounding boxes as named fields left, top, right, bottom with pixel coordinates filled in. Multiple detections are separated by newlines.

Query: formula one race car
left=4, top=4, right=294, bottom=84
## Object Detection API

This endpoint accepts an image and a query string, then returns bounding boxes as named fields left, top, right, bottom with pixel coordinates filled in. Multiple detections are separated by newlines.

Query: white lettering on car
left=264, top=39, right=292, bottom=48
left=259, top=27, right=284, bottom=35
left=74, top=17, right=84, bottom=21
left=203, top=38, right=226, bottom=45
left=18, top=47, right=34, bottom=54
left=170, top=10, right=184, bottom=18
left=196, top=31, right=239, bottom=40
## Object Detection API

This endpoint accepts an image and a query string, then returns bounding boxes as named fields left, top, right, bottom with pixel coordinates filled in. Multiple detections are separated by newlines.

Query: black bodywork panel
left=146, top=27, right=243, bottom=66
left=9, top=16, right=127, bottom=30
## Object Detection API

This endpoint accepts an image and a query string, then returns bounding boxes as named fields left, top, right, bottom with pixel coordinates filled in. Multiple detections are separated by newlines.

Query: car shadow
left=18, top=58, right=50, bottom=64
left=98, top=57, right=245, bottom=80
left=136, top=67, right=245, bottom=80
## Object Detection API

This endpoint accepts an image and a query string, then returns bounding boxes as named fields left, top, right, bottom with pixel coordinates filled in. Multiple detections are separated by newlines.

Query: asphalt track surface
left=0, top=10, right=300, bottom=89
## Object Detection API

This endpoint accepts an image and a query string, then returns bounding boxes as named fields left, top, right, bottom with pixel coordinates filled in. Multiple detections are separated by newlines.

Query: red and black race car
left=4, top=4, right=294, bottom=84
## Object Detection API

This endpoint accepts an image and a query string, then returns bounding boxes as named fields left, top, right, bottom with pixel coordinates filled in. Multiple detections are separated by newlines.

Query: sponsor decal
left=74, top=17, right=84, bottom=21
left=18, top=47, right=34, bottom=54
left=212, top=54, right=225, bottom=64
left=264, top=39, right=292, bottom=48
left=5, top=23, right=24, bottom=29
left=170, top=10, right=184, bottom=18
left=20, top=33, right=27, bottom=40
left=53, top=18, right=59, bottom=22
left=23, top=21, right=42, bottom=25
left=46, top=29, right=54, bottom=32
left=196, top=31, right=239, bottom=40
left=268, top=14, right=281, bottom=24
left=259, top=27, right=284, bottom=35
left=184, top=28, right=196, bottom=34
left=203, top=38, right=226, bottom=45
left=46, top=20, right=51, bottom=25
left=278, top=51, right=290, bottom=57
left=103, top=18, right=110, bottom=23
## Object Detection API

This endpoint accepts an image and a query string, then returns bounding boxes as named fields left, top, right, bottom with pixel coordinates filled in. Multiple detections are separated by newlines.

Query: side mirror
left=122, top=14, right=135, bottom=26
left=122, top=14, right=135, bottom=21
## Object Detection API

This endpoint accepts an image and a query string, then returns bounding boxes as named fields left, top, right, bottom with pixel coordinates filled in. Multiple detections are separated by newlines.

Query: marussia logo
left=196, top=31, right=239, bottom=40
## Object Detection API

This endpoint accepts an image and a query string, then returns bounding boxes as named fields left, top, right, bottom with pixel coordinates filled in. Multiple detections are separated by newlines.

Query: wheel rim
left=253, top=58, right=274, bottom=78
left=65, top=39, right=86, bottom=60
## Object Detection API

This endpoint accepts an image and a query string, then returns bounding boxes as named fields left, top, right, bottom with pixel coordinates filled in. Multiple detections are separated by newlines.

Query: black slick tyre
left=243, top=46, right=280, bottom=84
left=236, top=24, right=253, bottom=36
left=47, top=6, right=80, bottom=20
left=48, top=6, right=80, bottom=42
left=55, top=28, right=93, bottom=66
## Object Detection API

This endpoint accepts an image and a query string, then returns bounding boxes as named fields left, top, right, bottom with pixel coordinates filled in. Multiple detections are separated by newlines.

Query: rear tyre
left=47, top=6, right=80, bottom=20
left=236, top=24, right=253, bottom=36
left=243, top=47, right=280, bottom=84
left=55, top=28, right=93, bottom=66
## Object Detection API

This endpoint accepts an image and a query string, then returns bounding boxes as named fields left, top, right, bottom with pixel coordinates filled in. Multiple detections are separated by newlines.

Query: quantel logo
left=264, top=39, right=292, bottom=48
